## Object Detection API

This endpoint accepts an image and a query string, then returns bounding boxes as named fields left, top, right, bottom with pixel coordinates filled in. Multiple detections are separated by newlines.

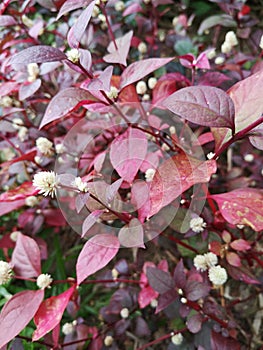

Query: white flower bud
left=194, top=254, right=207, bottom=272
left=25, top=196, right=38, bottom=207
left=0, top=261, right=12, bottom=285
left=114, top=1, right=125, bottom=11
left=145, top=168, right=156, bottom=182
left=225, top=31, right=238, bottom=47
left=104, top=335, right=114, bottom=346
left=244, top=154, right=254, bottom=162
left=189, top=217, right=206, bottom=233
left=73, top=177, right=88, bottom=192
left=10, top=231, right=21, bottom=242
left=12, top=118, right=23, bottom=130
left=204, top=252, right=218, bottom=268
left=120, top=307, right=129, bottom=318
left=21, top=14, right=33, bottom=27
left=18, top=127, right=28, bottom=142
left=138, top=42, right=147, bottom=54
left=171, top=333, right=183, bottom=345
left=36, top=137, right=53, bottom=156
left=150, top=298, right=158, bottom=308
left=55, top=143, right=66, bottom=154
left=0, top=96, right=13, bottom=108
left=169, top=126, right=176, bottom=135
left=206, top=48, right=216, bottom=59
left=106, top=86, right=118, bottom=99
left=62, top=322, right=75, bottom=335
left=259, top=34, right=263, bottom=50
left=207, top=152, right=215, bottom=160
left=27, top=63, right=39, bottom=82
left=143, top=0, right=151, bottom=3
left=36, top=273, right=53, bottom=289
left=215, top=56, right=225, bottom=65
left=208, top=265, right=228, bottom=286
left=66, top=48, right=81, bottom=63
left=98, top=14, right=106, bottom=22
left=142, top=93, right=150, bottom=101
left=111, top=268, right=119, bottom=279
left=148, top=77, right=157, bottom=89
left=136, top=81, right=147, bottom=95
left=221, top=41, right=232, bottom=54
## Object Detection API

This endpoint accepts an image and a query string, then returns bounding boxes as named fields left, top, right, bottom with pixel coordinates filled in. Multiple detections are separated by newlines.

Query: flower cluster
left=36, top=273, right=53, bottom=289
left=221, top=31, right=238, bottom=54
left=0, top=261, right=13, bottom=285
left=189, top=216, right=207, bottom=233
left=33, top=171, right=58, bottom=197
left=194, top=252, right=227, bottom=286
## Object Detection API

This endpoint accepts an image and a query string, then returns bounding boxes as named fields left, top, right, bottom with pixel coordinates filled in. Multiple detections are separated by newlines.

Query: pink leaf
left=0, top=150, right=37, bottom=168
left=230, top=239, right=251, bottom=251
left=67, top=1, right=95, bottom=48
left=123, top=3, right=142, bottom=16
left=33, top=285, right=76, bottom=341
left=40, top=87, right=98, bottom=128
left=77, top=234, right=120, bottom=285
left=57, top=0, right=93, bottom=19
left=81, top=210, right=103, bottom=237
left=19, top=79, right=41, bottom=100
left=138, top=286, right=158, bottom=309
left=118, top=218, right=145, bottom=248
left=11, top=233, right=41, bottom=278
left=0, top=182, right=38, bottom=201
left=0, top=15, right=17, bottom=26
left=87, top=66, right=113, bottom=92
left=149, top=154, right=217, bottom=217
left=162, top=86, right=235, bottom=129
left=211, top=188, right=263, bottom=231
left=104, top=31, right=133, bottom=66
left=9, top=46, right=67, bottom=66
left=120, top=57, right=174, bottom=89
left=0, top=199, right=25, bottom=216
left=106, top=178, right=123, bottom=203
left=0, top=290, right=44, bottom=348
left=109, top=127, right=148, bottom=183
left=226, top=252, right=241, bottom=267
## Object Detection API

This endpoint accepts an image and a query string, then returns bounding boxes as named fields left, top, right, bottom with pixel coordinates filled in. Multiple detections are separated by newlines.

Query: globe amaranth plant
left=0, top=0, right=263, bottom=349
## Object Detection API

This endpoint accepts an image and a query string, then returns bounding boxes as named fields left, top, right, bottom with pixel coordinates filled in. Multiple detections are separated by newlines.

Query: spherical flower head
left=62, top=321, right=76, bottom=335
left=225, top=31, right=238, bottom=47
left=0, top=261, right=13, bottom=285
left=136, top=81, right=147, bottom=95
left=145, top=168, right=156, bottom=182
left=36, top=137, right=53, bottom=156
left=215, top=56, right=225, bottom=65
left=114, top=1, right=125, bottom=11
left=73, top=177, right=88, bottom=192
left=244, top=154, right=254, bottom=162
left=55, top=143, right=66, bottom=154
left=104, top=335, right=114, bottom=346
left=189, top=217, right=206, bottom=233
left=120, top=307, right=129, bottom=319
left=148, top=77, right=157, bottom=89
left=0, top=96, right=13, bottom=108
left=204, top=252, right=218, bottom=268
left=207, top=152, right=215, bottom=160
left=208, top=265, right=227, bottom=286
left=106, top=86, right=118, bottom=99
left=221, top=41, right=232, bottom=54
left=193, top=254, right=207, bottom=272
left=171, top=333, right=183, bottom=345
left=66, top=48, right=81, bottom=63
left=36, top=273, right=53, bottom=289
left=138, top=42, right=147, bottom=54
left=33, top=171, right=58, bottom=198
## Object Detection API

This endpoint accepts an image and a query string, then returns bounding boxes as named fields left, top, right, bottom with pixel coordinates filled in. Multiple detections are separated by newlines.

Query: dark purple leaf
left=135, top=317, right=150, bottom=337
left=187, top=313, right=203, bottom=333
left=162, top=86, right=235, bottom=129
left=211, top=330, right=241, bottom=350
left=198, top=72, right=231, bottom=87
left=57, top=0, right=93, bottom=19
left=249, top=127, right=263, bottom=151
left=18, top=79, right=41, bottom=100
left=198, top=14, right=236, bottom=35
left=146, top=267, right=175, bottom=294
left=67, top=1, right=95, bottom=48
left=40, top=87, right=98, bottom=128
left=185, top=281, right=210, bottom=301
left=156, top=289, right=178, bottom=313
left=9, top=46, right=67, bottom=66
left=77, top=234, right=120, bottom=285
left=118, top=218, right=145, bottom=248
left=173, top=259, right=186, bottom=289
left=120, top=57, right=174, bottom=89
left=81, top=210, right=103, bottom=237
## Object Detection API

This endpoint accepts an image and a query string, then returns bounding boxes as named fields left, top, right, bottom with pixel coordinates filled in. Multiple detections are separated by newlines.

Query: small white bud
left=145, top=168, right=156, bottom=182
left=244, top=154, right=254, bottom=162
left=225, top=31, right=238, bottom=47
left=92, top=4, right=100, bottom=17
left=150, top=298, right=158, bottom=308
left=169, top=126, right=176, bottom=134
left=98, top=14, right=106, bottom=22
left=106, top=86, right=118, bottom=99
left=73, top=177, right=88, bottom=192
left=142, top=93, right=150, bottom=101
left=27, top=63, right=39, bottom=82
left=25, top=196, right=38, bottom=207
left=36, top=273, right=53, bottom=289
left=206, top=48, right=216, bottom=59
left=18, top=127, right=28, bottom=142
left=221, top=41, right=232, bottom=54
left=138, top=42, right=147, bottom=54
left=12, top=118, right=23, bottom=129
left=66, top=48, right=81, bottom=63
left=215, top=56, right=225, bottom=65
left=148, top=77, right=157, bottom=89
left=55, top=143, right=66, bottom=154
left=111, top=268, right=119, bottom=279
left=180, top=297, right=187, bottom=304
left=36, top=137, right=53, bottom=156
left=62, top=322, right=75, bottom=335
left=136, top=81, right=147, bottom=95
left=171, top=333, right=183, bottom=345
left=10, top=231, right=21, bottom=242
left=114, top=1, right=125, bottom=11
left=104, top=335, right=114, bottom=346
left=207, top=152, right=215, bottom=160
left=120, top=307, right=129, bottom=318
left=161, top=143, right=170, bottom=151
left=0, top=261, right=12, bottom=285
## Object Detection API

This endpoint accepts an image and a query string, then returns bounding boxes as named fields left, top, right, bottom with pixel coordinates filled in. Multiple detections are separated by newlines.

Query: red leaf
left=211, top=188, right=263, bottom=231
left=226, top=252, right=241, bottom=267
left=57, top=0, right=93, bottom=19
left=40, top=87, right=98, bottom=128
left=230, top=239, right=251, bottom=251
left=0, top=150, right=37, bottom=168
left=173, top=259, right=186, bottom=289
left=33, top=285, right=76, bottom=341
left=11, top=233, right=41, bottom=278
left=0, top=290, right=44, bottom=348
left=67, top=1, right=95, bottom=48
left=211, top=330, right=241, bottom=350
left=77, top=234, right=120, bottom=285
left=149, top=154, right=217, bottom=217
left=138, top=286, right=158, bottom=309
left=162, top=86, right=235, bottom=129
left=118, top=218, right=145, bottom=248
left=209, top=241, right=222, bottom=256
left=104, top=31, right=133, bottom=66
left=42, top=209, right=66, bottom=227
left=0, top=182, right=38, bottom=202
left=120, top=57, right=174, bottom=89
left=227, top=265, right=260, bottom=285
left=9, top=45, right=67, bottom=66
left=109, top=127, right=148, bottom=183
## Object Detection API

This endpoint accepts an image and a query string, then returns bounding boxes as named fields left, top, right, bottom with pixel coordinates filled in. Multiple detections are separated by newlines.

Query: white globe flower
left=171, top=333, right=183, bottom=345
left=225, top=31, right=238, bottom=47
left=204, top=252, right=218, bottom=268
left=136, top=81, right=147, bottom=95
left=66, top=48, right=81, bottom=63
left=193, top=254, right=207, bottom=272
left=36, top=273, right=53, bottom=289
left=190, top=217, right=207, bottom=233
left=36, top=137, right=53, bottom=156
left=120, top=307, right=129, bottom=319
left=145, top=168, right=156, bottom=182
left=33, top=171, right=58, bottom=197
left=73, top=177, right=88, bottom=192
left=208, top=265, right=228, bottom=286
left=0, top=261, right=13, bottom=285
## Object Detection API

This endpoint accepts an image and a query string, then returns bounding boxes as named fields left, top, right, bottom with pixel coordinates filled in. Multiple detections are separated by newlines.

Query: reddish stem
left=161, top=233, right=199, bottom=253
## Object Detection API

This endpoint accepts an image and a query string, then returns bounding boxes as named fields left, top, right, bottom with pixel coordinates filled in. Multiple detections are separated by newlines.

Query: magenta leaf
left=146, top=267, right=175, bottom=294
left=77, top=234, right=120, bottom=285
left=149, top=154, right=217, bottom=217
left=9, top=46, right=67, bottom=66
left=211, top=330, right=241, bottom=350
left=81, top=210, right=103, bottom=237
left=0, top=290, right=44, bottom=348
left=40, top=87, right=98, bottom=128
left=11, top=233, right=41, bottom=278
left=211, top=188, right=263, bottom=231
left=120, top=57, right=174, bottom=89
left=0, top=182, right=38, bottom=201
left=33, top=285, right=76, bottom=341
left=230, top=239, right=251, bottom=251
left=67, top=1, right=95, bottom=48
left=104, top=31, right=133, bottom=66
left=109, top=127, right=148, bottom=183
left=118, top=218, right=145, bottom=248
left=162, top=86, right=235, bottom=129
left=187, top=313, right=203, bottom=333
left=57, top=0, right=93, bottom=19
left=227, top=265, right=260, bottom=285
left=0, top=199, right=26, bottom=217
left=226, top=252, right=241, bottom=267
left=138, top=286, right=158, bottom=309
